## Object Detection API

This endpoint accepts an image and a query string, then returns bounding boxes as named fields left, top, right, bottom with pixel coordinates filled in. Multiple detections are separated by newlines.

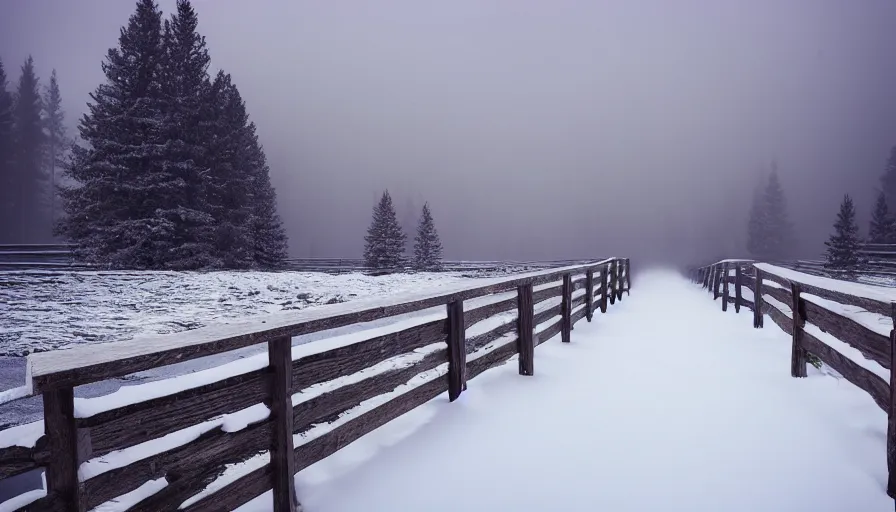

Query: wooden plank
left=735, top=265, right=743, bottom=314
left=446, top=299, right=466, bottom=402
left=268, top=337, right=297, bottom=512
left=801, top=299, right=890, bottom=370
left=570, top=293, right=587, bottom=312
left=28, top=260, right=613, bottom=393
left=791, top=283, right=808, bottom=378
left=79, top=369, right=268, bottom=458
left=467, top=340, right=520, bottom=381
left=561, top=274, right=572, bottom=343
left=722, top=263, right=729, bottom=312
left=533, top=304, right=561, bottom=327
left=740, top=297, right=755, bottom=311
left=801, top=331, right=888, bottom=411
left=293, top=376, right=447, bottom=473
left=466, top=319, right=517, bottom=354
left=464, top=296, right=517, bottom=330
left=181, top=464, right=273, bottom=512
left=571, top=306, right=587, bottom=326
left=293, top=349, right=447, bottom=434
left=532, top=283, right=562, bottom=304
left=83, top=419, right=271, bottom=509
left=43, top=388, right=84, bottom=512
left=535, top=318, right=562, bottom=346
left=291, top=319, right=445, bottom=392
left=609, top=260, right=617, bottom=305
left=764, top=285, right=792, bottom=308
left=585, top=270, right=594, bottom=321
left=763, top=300, right=793, bottom=336
left=0, top=445, right=39, bottom=480
left=760, top=267, right=890, bottom=318
left=517, top=284, right=534, bottom=376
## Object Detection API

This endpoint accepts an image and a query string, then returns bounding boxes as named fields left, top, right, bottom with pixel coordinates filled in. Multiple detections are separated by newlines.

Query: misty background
left=3, top=0, right=895, bottom=267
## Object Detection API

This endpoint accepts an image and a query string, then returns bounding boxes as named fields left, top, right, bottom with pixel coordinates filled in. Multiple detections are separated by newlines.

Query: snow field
left=230, top=269, right=891, bottom=511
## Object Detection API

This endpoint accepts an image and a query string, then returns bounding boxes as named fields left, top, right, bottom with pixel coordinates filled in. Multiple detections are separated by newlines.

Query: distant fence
left=0, top=244, right=82, bottom=271
left=690, top=260, right=896, bottom=500
left=0, top=258, right=631, bottom=511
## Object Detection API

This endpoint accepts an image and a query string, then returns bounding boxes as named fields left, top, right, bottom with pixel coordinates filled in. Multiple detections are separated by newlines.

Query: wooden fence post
left=790, top=282, right=807, bottom=378
left=707, top=265, right=715, bottom=292
left=703, top=266, right=710, bottom=289
left=43, top=387, right=86, bottom=511
left=734, top=265, right=742, bottom=314
left=616, top=261, right=624, bottom=302
left=721, top=263, right=729, bottom=312
left=561, top=274, right=572, bottom=343
left=446, top=299, right=466, bottom=401
left=600, top=267, right=608, bottom=313
left=625, top=258, right=631, bottom=294
left=753, top=267, right=764, bottom=328
left=585, top=269, right=594, bottom=322
left=609, top=260, right=617, bottom=305
left=517, top=284, right=535, bottom=375
left=713, top=264, right=722, bottom=300
left=268, top=336, right=298, bottom=512
left=888, top=302, right=896, bottom=499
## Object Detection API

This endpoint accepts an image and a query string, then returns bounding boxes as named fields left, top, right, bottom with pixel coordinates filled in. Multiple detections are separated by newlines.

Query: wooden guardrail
left=691, top=260, right=896, bottom=500
left=0, top=257, right=631, bottom=511
left=0, top=244, right=81, bottom=271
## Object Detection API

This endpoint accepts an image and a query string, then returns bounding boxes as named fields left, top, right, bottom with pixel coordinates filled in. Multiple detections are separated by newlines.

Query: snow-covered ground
left=235, top=269, right=890, bottom=511
left=0, top=270, right=477, bottom=357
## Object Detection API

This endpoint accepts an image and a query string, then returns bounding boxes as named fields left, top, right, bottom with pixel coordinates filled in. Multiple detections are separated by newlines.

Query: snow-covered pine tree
left=11, top=56, right=48, bottom=243
left=414, top=202, right=443, bottom=270
left=59, top=0, right=170, bottom=268
left=881, top=146, right=896, bottom=212
left=825, top=194, right=862, bottom=277
left=157, top=0, right=216, bottom=269
left=746, top=165, right=793, bottom=261
left=0, top=59, right=15, bottom=242
left=364, top=191, right=406, bottom=269
left=43, top=69, right=67, bottom=229
left=869, top=191, right=894, bottom=244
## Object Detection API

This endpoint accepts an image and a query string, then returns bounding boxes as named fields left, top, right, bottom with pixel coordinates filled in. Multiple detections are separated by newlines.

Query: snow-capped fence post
left=600, top=267, right=608, bottom=313
left=42, top=386, right=86, bottom=511
left=713, top=264, right=722, bottom=300
left=561, top=274, right=572, bottom=342
left=721, top=263, right=729, bottom=312
left=625, top=258, right=631, bottom=294
left=887, top=302, right=896, bottom=499
left=268, top=336, right=298, bottom=512
left=446, top=299, right=466, bottom=401
left=789, top=282, right=808, bottom=378
left=517, top=283, right=535, bottom=375
left=734, top=265, right=743, bottom=314
left=702, top=266, right=709, bottom=288
left=609, top=260, right=617, bottom=306
left=585, top=269, right=594, bottom=322
left=616, top=260, right=624, bottom=302
left=753, top=267, right=764, bottom=328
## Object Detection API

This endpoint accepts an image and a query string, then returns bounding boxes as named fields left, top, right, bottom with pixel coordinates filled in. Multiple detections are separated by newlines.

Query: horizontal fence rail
left=0, top=257, right=632, bottom=511
left=690, top=260, right=896, bottom=501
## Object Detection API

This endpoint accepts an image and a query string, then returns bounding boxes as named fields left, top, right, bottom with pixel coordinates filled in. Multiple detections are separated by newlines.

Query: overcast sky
left=3, top=0, right=895, bottom=267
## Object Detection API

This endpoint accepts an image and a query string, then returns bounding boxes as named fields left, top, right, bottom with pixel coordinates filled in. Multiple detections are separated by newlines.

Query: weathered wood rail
left=691, top=260, right=896, bottom=500
left=0, top=257, right=631, bottom=511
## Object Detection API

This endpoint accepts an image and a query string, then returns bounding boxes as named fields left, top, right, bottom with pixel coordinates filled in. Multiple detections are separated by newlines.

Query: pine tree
left=825, top=194, right=862, bottom=277
left=156, top=0, right=216, bottom=268
left=746, top=164, right=794, bottom=261
left=414, top=202, right=443, bottom=270
left=43, top=70, right=67, bottom=229
left=11, top=56, right=48, bottom=243
left=882, top=146, right=896, bottom=212
left=364, top=191, right=406, bottom=269
left=0, top=59, right=15, bottom=242
left=59, top=0, right=170, bottom=268
left=869, top=191, right=894, bottom=244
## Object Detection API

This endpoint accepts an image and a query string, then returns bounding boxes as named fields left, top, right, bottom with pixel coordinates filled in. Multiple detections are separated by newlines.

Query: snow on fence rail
left=690, top=261, right=896, bottom=500
left=0, top=257, right=631, bottom=511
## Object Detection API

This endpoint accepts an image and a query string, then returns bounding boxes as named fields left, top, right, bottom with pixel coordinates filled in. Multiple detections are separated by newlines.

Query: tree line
left=0, top=58, right=67, bottom=243
left=745, top=147, right=896, bottom=278
left=1, top=0, right=289, bottom=270
left=364, top=190, right=443, bottom=270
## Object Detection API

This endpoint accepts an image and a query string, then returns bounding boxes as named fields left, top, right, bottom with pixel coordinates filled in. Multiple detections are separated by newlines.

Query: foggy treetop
left=3, top=0, right=895, bottom=267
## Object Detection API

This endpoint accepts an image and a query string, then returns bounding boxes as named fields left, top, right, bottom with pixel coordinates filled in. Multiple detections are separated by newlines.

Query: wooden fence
left=0, top=244, right=80, bottom=271
left=691, top=260, right=896, bottom=500
left=0, top=257, right=631, bottom=511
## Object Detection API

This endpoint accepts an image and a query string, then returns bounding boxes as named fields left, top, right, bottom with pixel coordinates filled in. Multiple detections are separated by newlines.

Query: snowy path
left=249, top=269, right=892, bottom=511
